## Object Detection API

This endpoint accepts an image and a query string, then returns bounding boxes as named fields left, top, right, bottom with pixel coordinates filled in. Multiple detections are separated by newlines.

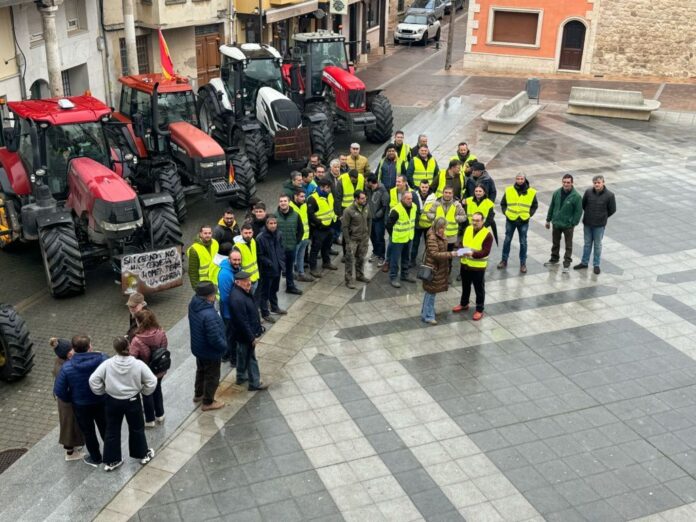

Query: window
left=490, top=9, right=541, bottom=46
left=366, top=0, right=380, bottom=29
left=64, top=0, right=87, bottom=34
left=119, top=35, right=150, bottom=76
left=61, top=70, right=71, bottom=96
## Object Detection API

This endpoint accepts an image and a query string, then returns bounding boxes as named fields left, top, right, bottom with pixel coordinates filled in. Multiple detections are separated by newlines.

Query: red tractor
left=114, top=74, right=256, bottom=212
left=282, top=31, right=394, bottom=143
left=0, top=96, right=183, bottom=298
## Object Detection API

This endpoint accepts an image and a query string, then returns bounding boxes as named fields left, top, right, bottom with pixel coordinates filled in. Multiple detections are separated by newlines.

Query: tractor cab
left=290, top=32, right=350, bottom=97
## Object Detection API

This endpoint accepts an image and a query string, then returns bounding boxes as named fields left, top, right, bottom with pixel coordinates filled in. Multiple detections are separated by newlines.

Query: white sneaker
left=155, top=415, right=165, bottom=424
left=141, top=448, right=155, bottom=465
left=144, top=421, right=155, bottom=429
left=562, top=266, right=569, bottom=274
left=104, top=460, right=123, bottom=472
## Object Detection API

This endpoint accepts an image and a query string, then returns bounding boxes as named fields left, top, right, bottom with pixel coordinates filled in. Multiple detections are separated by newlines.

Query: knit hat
left=195, top=281, right=217, bottom=297
left=53, top=338, right=72, bottom=360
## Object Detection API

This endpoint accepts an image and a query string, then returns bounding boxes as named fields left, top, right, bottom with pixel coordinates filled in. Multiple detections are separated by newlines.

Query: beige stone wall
left=591, top=0, right=696, bottom=78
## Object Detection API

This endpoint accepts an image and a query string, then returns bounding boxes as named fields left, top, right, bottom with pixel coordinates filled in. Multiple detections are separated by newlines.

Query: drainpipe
left=37, top=0, right=64, bottom=97
left=123, top=0, right=139, bottom=74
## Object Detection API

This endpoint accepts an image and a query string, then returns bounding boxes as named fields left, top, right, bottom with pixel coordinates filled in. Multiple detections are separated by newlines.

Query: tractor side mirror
left=2, top=127, right=18, bottom=152
left=132, top=113, right=145, bottom=138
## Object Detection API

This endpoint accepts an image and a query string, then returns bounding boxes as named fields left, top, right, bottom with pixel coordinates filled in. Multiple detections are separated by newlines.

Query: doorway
left=559, top=21, right=586, bottom=71
left=195, top=25, right=221, bottom=86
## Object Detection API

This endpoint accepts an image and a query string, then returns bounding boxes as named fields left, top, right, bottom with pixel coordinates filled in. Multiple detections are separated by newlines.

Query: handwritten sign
left=121, top=246, right=183, bottom=294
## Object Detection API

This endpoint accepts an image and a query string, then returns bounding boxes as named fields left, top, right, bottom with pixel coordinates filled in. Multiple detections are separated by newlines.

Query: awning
left=265, top=0, right=319, bottom=24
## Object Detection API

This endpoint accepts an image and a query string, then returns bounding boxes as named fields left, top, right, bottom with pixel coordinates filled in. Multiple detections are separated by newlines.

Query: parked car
left=444, top=0, right=464, bottom=14
left=407, top=0, right=446, bottom=20
left=394, top=14, right=441, bottom=45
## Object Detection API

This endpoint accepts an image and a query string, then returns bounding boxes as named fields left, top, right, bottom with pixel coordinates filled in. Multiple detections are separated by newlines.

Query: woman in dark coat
left=50, top=337, right=85, bottom=461
left=421, top=217, right=457, bottom=325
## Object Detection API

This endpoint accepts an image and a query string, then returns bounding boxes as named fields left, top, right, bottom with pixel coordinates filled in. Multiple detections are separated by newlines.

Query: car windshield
left=44, top=122, right=109, bottom=195
left=411, top=0, right=433, bottom=8
left=157, top=91, right=197, bottom=125
left=243, top=58, right=283, bottom=95
left=403, top=15, right=427, bottom=24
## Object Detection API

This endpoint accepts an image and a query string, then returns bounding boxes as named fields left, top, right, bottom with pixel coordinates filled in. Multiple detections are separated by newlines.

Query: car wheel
left=421, top=33, right=427, bottom=45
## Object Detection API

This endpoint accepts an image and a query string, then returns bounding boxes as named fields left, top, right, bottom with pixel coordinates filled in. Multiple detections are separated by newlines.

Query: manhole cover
left=0, top=448, right=27, bottom=474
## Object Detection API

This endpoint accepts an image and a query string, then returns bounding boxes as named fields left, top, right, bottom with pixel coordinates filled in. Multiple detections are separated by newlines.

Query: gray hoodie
left=89, top=355, right=157, bottom=400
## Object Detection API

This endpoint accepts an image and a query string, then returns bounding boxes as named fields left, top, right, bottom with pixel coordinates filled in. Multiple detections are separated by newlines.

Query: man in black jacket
left=228, top=272, right=268, bottom=391
left=575, top=175, right=616, bottom=275
left=256, top=214, right=287, bottom=322
left=213, top=208, right=240, bottom=245
left=466, top=162, right=497, bottom=202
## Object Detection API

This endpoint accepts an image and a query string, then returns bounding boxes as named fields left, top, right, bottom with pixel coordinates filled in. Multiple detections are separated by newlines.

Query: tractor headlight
left=200, top=161, right=215, bottom=168
left=216, top=160, right=225, bottom=166
left=35, top=168, right=46, bottom=177
left=100, top=218, right=142, bottom=232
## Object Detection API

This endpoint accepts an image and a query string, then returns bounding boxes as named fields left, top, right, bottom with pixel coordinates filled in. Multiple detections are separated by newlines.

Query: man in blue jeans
left=386, top=191, right=417, bottom=288
left=498, top=174, right=538, bottom=274
left=574, top=175, right=616, bottom=275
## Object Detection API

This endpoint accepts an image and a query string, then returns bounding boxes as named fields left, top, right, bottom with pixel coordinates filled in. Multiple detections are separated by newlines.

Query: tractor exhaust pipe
left=152, top=82, right=170, bottom=137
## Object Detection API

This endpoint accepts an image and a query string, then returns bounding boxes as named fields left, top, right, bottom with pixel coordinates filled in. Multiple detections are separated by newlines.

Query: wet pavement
left=3, top=9, right=696, bottom=522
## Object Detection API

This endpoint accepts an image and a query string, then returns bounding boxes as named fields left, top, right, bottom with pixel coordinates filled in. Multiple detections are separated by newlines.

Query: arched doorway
left=29, top=79, right=49, bottom=99
left=559, top=21, right=586, bottom=71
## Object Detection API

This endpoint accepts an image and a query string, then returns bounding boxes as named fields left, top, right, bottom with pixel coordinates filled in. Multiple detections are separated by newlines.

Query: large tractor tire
left=144, top=202, right=183, bottom=250
left=155, top=163, right=187, bottom=223
left=365, top=93, right=394, bottom=144
left=39, top=224, right=86, bottom=298
left=306, top=101, right=335, bottom=134
left=238, top=129, right=269, bottom=183
left=309, top=117, right=336, bottom=166
left=0, top=304, right=34, bottom=382
left=229, top=152, right=257, bottom=209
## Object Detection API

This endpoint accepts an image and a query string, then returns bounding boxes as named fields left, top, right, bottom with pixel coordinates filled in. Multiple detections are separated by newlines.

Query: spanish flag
left=158, top=29, right=175, bottom=80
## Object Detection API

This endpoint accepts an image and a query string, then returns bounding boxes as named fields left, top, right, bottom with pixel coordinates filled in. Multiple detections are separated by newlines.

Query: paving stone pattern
left=402, top=318, right=696, bottom=520
left=133, top=392, right=341, bottom=522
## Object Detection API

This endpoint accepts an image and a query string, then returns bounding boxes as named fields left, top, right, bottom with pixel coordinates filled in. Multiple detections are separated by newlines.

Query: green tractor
left=0, top=304, right=34, bottom=382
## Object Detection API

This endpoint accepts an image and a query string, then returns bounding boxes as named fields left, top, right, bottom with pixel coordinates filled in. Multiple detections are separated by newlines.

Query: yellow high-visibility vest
left=289, top=201, right=309, bottom=240
left=233, top=239, right=259, bottom=282
left=435, top=202, right=459, bottom=239
left=339, top=173, right=365, bottom=208
left=411, top=156, right=437, bottom=186
left=504, top=186, right=537, bottom=221
left=435, top=169, right=464, bottom=199
left=461, top=226, right=490, bottom=269
left=417, top=194, right=436, bottom=229
left=311, top=192, right=336, bottom=226
left=391, top=203, right=416, bottom=244
left=389, top=187, right=409, bottom=210
left=465, top=197, right=495, bottom=222
left=187, top=240, right=219, bottom=283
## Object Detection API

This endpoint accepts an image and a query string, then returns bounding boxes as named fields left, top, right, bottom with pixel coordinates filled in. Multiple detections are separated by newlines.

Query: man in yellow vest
left=187, top=225, right=220, bottom=290
left=431, top=159, right=465, bottom=200
left=411, top=179, right=437, bottom=267
left=427, top=186, right=466, bottom=278
left=393, top=130, right=411, bottom=164
left=407, top=144, right=439, bottom=188
left=410, top=134, right=428, bottom=159
left=290, top=190, right=314, bottom=282
left=335, top=169, right=365, bottom=216
left=450, top=142, right=478, bottom=176
left=452, top=212, right=493, bottom=321
left=498, top=174, right=538, bottom=274
left=307, top=178, right=338, bottom=277
left=386, top=191, right=417, bottom=288
left=233, top=224, right=260, bottom=295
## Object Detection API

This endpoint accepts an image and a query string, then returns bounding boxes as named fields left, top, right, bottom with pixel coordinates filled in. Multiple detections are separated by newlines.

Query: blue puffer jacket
left=53, top=351, right=109, bottom=406
left=217, top=258, right=238, bottom=320
left=188, top=295, right=228, bottom=361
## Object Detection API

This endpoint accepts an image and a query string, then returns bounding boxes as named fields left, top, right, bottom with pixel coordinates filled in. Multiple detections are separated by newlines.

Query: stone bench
left=567, top=86, right=660, bottom=121
left=481, top=91, right=543, bottom=134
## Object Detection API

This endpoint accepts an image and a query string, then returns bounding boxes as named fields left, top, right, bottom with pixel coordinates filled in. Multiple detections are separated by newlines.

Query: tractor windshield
left=243, top=59, right=283, bottom=97
left=310, top=41, right=348, bottom=71
left=157, top=91, right=198, bottom=125
left=44, top=122, right=109, bottom=195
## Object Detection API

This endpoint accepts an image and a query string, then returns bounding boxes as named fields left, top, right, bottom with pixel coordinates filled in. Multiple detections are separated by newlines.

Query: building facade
left=463, top=0, right=696, bottom=78
left=0, top=0, right=108, bottom=102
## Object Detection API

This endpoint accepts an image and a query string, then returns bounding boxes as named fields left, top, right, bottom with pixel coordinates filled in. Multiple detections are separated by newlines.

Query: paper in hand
left=456, top=248, right=473, bottom=256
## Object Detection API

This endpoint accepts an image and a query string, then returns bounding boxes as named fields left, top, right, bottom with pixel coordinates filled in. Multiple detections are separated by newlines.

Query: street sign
left=121, top=246, right=183, bottom=295
left=330, top=0, right=347, bottom=15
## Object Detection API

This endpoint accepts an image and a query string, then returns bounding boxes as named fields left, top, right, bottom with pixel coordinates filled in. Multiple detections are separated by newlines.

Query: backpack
left=148, top=345, right=171, bottom=374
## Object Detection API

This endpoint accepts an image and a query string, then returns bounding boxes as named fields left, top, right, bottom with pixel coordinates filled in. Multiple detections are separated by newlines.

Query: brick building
left=463, top=0, right=696, bottom=78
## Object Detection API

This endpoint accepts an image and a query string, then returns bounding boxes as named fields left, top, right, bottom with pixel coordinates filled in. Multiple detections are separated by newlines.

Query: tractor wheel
left=309, top=117, right=336, bottom=166
left=144, top=202, right=183, bottom=250
left=229, top=151, right=257, bottom=209
left=0, top=304, right=34, bottom=382
left=306, top=101, right=335, bottom=134
left=155, top=164, right=187, bottom=223
left=365, top=94, right=394, bottom=143
left=39, top=224, right=86, bottom=298
left=243, top=130, right=269, bottom=183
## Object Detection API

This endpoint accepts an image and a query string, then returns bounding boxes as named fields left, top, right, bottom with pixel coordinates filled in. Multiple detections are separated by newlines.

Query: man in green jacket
left=544, top=174, right=583, bottom=273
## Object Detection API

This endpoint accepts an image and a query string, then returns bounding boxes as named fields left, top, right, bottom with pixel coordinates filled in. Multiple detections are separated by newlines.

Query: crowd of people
left=50, top=131, right=616, bottom=472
